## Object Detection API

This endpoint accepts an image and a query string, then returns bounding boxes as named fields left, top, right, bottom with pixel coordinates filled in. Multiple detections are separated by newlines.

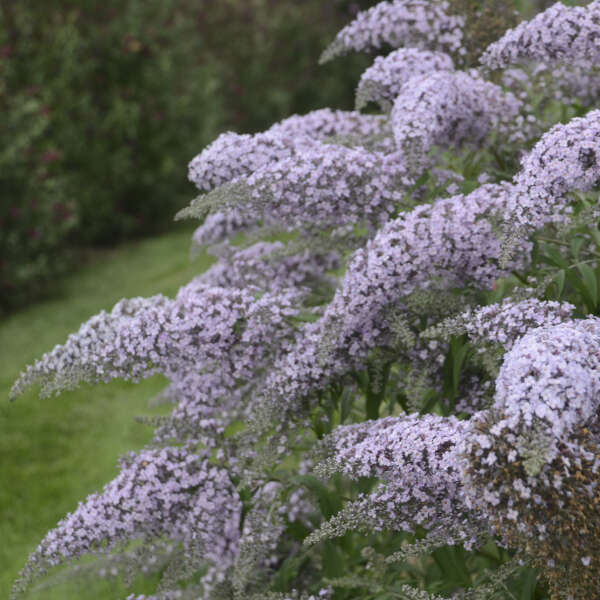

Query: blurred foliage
left=0, top=0, right=374, bottom=313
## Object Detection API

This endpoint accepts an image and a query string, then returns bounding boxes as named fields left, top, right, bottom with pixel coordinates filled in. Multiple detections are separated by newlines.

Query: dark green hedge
left=0, top=0, right=373, bottom=312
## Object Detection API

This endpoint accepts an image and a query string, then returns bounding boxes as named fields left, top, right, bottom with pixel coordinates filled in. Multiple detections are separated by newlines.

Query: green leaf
left=293, top=474, right=341, bottom=519
left=452, top=342, right=470, bottom=397
left=272, top=553, right=308, bottom=591
left=565, top=267, right=596, bottom=312
left=548, top=269, right=565, bottom=299
left=588, top=224, right=600, bottom=248
left=340, top=387, right=355, bottom=424
left=516, top=569, right=538, bottom=600
left=322, top=540, right=346, bottom=579
left=419, top=389, right=441, bottom=415
left=432, top=546, right=472, bottom=588
left=539, top=244, right=568, bottom=268
left=570, top=236, right=586, bottom=260
left=578, top=263, right=598, bottom=309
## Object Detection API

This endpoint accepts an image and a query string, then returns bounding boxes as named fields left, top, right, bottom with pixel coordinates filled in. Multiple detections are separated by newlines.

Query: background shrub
left=0, top=0, right=374, bottom=314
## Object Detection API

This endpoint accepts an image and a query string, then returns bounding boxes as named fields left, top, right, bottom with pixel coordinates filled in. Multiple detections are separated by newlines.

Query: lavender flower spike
left=11, top=284, right=299, bottom=399
left=356, top=48, right=454, bottom=111
left=268, top=108, right=391, bottom=145
left=188, top=109, right=392, bottom=193
left=180, top=142, right=414, bottom=232
left=320, top=0, right=465, bottom=64
left=13, top=447, right=241, bottom=596
left=509, top=108, right=600, bottom=230
left=323, top=413, right=470, bottom=484
left=391, top=69, right=522, bottom=169
left=427, top=297, right=576, bottom=350
left=308, top=415, right=486, bottom=548
left=188, top=130, right=313, bottom=193
left=481, top=0, right=600, bottom=70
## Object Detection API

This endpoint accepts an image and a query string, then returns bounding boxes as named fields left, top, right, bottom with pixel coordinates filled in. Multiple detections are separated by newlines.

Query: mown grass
left=0, top=223, right=213, bottom=599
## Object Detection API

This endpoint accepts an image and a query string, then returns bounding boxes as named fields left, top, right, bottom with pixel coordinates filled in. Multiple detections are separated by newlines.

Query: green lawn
left=0, top=224, right=213, bottom=599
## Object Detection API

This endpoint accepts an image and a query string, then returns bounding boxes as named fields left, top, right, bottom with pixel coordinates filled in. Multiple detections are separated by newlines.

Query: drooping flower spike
left=391, top=69, right=523, bottom=170
left=308, top=414, right=486, bottom=548
left=10, top=284, right=300, bottom=400
left=508, top=108, right=600, bottom=230
left=481, top=0, right=600, bottom=70
left=13, top=447, right=241, bottom=597
left=426, top=297, right=576, bottom=350
left=187, top=109, right=392, bottom=193
left=320, top=0, right=465, bottom=64
left=181, top=142, right=414, bottom=233
left=355, top=48, right=454, bottom=110
left=269, top=108, right=392, bottom=145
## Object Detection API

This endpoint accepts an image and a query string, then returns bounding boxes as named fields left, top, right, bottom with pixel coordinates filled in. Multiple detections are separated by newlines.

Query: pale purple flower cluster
left=458, top=317, right=600, bottom=587
left=391, top=70, right=522, bottom=167
left=19, top=447, right=241, bottom=584
left=320, top=0, right=465, bottom=63
left=454, top=297, right=576, bottom=349
left=188, top=130, right=313, bottom=193
left=269, top=108, right=391, bottom=143
left=355, top=48, right=454, bottom=110
left=481, top=0, right=600, bottom=69
left=308, top=479, right=482, bottom=546
left=11, top=283, right=299, bottom=398
left=150, top=370, right=243, bottom=447
left=309, top=414, right=486, bottom=547
left=509, top=108, right=600, bottom=229
left=198, top=241, right=340, bottom=293
left=484, top=318, right=600, bottom=449
left=188, top=109, right=392, bottom=192
left=10, top=295, right=170, bottom=399
left=181, top=142, right=414, bottom=232
left=325, top=413, right=469, bottom=483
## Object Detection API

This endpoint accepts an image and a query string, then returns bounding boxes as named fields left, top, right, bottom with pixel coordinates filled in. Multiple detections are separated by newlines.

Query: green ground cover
left=0, top=224, right=212, bottom=599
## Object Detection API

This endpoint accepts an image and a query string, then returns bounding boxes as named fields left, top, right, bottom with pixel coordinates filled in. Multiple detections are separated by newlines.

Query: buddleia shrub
left=10, top=1, right=600, bottom=599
